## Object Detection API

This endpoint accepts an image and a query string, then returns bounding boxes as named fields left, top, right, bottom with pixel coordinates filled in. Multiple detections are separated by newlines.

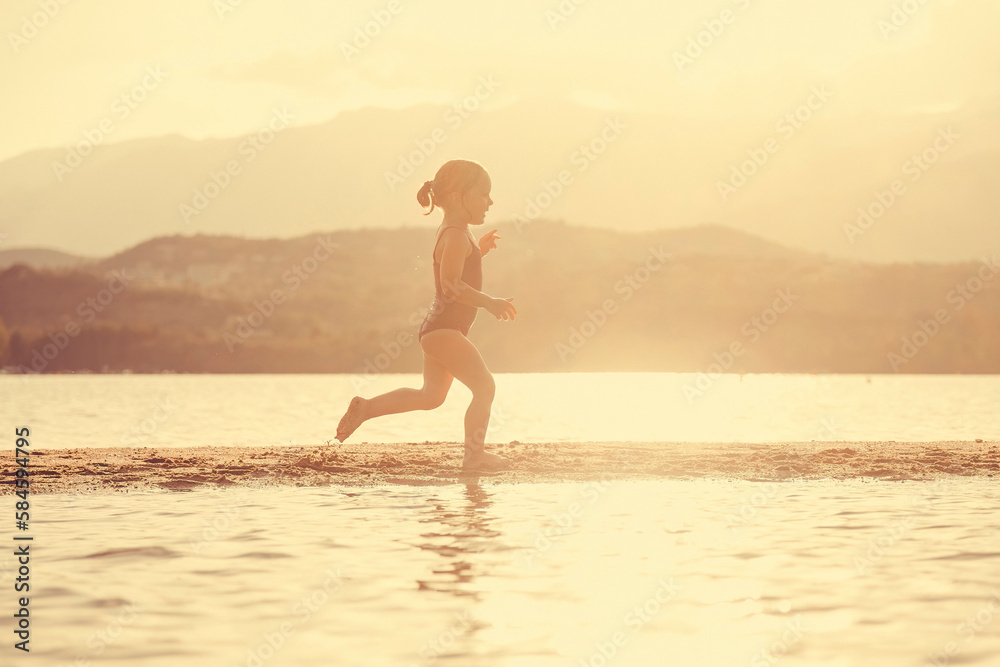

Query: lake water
left=5, top=373, right=1000, bottom=666
left=15, top=479, right=1000, bottom=666
left=3, top=373, right=1000, bottom=449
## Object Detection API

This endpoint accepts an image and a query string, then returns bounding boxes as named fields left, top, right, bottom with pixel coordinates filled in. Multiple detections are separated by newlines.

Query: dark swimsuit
left=418, top=225, right=482, bottom=340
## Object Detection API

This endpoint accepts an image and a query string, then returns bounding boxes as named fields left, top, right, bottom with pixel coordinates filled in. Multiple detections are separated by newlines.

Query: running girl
left=336, top=159, right=516, bottom=471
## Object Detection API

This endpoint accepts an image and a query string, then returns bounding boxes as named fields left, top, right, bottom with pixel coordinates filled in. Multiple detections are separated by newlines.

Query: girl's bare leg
left=419, top=329, right=508, bottom=470
left=336, top=352, right=453, bottom=442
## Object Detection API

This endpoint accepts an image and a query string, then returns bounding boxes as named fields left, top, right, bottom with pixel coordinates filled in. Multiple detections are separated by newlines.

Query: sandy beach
left=10, top=439, right=999, bottom=494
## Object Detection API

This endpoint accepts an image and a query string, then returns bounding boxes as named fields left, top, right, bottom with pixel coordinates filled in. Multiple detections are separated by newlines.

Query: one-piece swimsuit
left=417, top=226, right=482, bottom=340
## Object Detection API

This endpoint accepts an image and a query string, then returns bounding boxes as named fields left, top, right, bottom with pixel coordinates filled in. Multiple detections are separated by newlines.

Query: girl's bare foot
left=336, top=396, right=367, bottom=442
left=462, top=448, right=510, bottom=472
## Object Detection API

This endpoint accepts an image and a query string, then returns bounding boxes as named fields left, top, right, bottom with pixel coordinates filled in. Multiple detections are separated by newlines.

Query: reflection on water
left=27, top=479, right=1000, bottom=666
left=415, top=482, right=504, bottom=599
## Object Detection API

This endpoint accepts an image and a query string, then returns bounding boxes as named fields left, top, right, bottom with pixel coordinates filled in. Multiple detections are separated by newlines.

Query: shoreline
left=6, top=440, right=999, bottom=494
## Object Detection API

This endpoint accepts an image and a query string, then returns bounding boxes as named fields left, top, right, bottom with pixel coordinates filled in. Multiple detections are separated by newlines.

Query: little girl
left=336, top=159, right=517, bottom=471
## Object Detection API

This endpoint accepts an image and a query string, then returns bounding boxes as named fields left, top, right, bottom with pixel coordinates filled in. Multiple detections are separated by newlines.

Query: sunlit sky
left=2, top=0, right=997, bottom=162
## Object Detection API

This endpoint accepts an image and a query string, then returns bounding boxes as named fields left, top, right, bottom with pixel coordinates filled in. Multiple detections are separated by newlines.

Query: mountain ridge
left=1, top=97, right=996, bottom=262
left=1, top=221, right=997, bottom=375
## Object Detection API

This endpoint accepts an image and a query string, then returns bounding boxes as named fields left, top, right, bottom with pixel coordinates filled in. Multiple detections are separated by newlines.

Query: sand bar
left=5, top=440, right=999, bottom=494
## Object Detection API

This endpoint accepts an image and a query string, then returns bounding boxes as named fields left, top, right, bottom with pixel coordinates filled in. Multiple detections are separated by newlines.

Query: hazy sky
left=2, top=0, right=998, bottom=162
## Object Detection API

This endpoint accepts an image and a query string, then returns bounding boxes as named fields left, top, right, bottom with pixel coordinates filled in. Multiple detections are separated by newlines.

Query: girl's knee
left=423, top=392, right=447, bottom=410
left=473, top=375, right=496, bottom=402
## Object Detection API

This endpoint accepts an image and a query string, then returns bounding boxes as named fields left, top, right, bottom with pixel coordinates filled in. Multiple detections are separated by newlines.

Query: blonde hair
left=416, top=159, right=488, bottom=215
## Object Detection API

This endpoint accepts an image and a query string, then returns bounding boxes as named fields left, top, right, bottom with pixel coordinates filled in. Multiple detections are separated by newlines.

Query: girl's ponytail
left=416, top=179, right=435, bottom=215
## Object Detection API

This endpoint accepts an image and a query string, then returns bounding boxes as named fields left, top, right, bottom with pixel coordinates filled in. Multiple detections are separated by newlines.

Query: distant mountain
left=0, top=98, right=997, bottom=263
left=96, top=222, right=810, bottom=284
left=1, top=222, right=998, bottom=375
left=0, top=247, right=92, bottom=270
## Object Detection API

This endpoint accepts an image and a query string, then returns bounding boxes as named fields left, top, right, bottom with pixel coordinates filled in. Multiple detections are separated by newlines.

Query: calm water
left=6, top=373, right=999, bottom=665
left=3, top=373, right=1000, bottom=449
left=13, top=479, right=1000, bottom=666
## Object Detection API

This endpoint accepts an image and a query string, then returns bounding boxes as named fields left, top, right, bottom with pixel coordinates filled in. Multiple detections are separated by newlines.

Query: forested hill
left=1, top=221, right=997, bottom=374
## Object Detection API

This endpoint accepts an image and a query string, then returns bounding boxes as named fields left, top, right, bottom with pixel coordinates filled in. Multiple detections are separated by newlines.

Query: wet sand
left=7, top=440, right=999, bottom=494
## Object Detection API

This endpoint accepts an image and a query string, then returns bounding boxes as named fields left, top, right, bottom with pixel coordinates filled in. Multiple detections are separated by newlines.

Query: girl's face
left=459, top=172, right=492, bottom=225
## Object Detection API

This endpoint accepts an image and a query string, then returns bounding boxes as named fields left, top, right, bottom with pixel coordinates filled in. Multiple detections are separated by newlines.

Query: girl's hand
left=478, top=229, right=500, bottom=257
left=486, top=297, right=517, bottom=321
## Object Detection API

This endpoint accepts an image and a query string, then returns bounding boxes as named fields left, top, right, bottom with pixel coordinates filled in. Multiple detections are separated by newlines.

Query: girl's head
left=417, top=159, right=492, bottom=224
